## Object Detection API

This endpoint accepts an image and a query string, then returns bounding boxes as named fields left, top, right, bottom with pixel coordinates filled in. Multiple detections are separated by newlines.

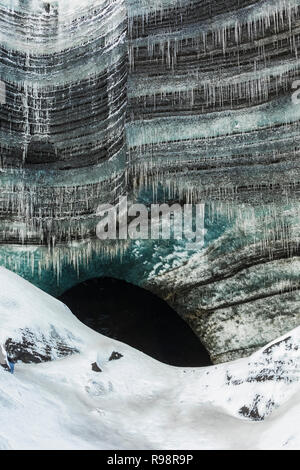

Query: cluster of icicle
left=1, top=0, right=300, bottom=279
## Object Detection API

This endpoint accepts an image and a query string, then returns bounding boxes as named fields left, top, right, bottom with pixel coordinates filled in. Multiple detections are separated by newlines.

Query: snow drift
left=0, top=267, right=299, bottom=449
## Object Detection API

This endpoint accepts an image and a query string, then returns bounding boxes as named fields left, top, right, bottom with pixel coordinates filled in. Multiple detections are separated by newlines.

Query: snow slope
left=0, top=267, right=299, bottom=450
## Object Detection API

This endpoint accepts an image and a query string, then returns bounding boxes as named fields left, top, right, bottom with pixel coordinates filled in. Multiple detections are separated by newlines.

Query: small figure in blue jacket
left=0, top=344, right=14, bottom=374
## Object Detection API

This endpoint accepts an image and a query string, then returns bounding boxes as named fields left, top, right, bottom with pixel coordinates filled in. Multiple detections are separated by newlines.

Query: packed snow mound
left=0, top=267, right=99, bottom=363
left=206, top=331, right=300, bottom=422
left=0, top=268, right=299, bottom=449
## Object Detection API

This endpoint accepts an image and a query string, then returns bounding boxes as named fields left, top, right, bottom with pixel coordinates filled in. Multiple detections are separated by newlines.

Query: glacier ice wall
left=0, top=0, right=127, bottom=243
left=127, top=0, right=300, bottom=194
left=0, top=0, right=300, bottom=363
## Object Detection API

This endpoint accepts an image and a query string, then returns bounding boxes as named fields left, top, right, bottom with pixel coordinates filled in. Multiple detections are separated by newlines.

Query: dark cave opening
left=59, top=277, right=212, bottom=367
left=25, top=139, right=58, bottom=165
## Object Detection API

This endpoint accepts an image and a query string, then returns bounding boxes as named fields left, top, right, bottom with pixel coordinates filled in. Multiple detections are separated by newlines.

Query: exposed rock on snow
left=227, top=334, right=300, bottom=421
left=0, top=268, right=299, bottom=449
left=109, top=351, right=123, bottom=361
left=91, top=362, right=102, bottom=373
left=0, top=267, right=98, bottom=364
left=5, top=330, right=79, bottom=364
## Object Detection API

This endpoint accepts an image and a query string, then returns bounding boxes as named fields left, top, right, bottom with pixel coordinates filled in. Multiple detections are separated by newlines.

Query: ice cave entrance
left=25, top=138, right=58, bottom=165
left=59, top=277, right=212, bottom=367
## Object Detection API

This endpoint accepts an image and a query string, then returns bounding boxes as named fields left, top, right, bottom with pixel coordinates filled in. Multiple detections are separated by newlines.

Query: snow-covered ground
left=0, top=267, right=299, bottom=450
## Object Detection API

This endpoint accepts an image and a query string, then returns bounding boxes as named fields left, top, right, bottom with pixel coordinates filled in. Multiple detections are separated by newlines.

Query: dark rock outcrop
left=5, top=328, right=79, bottom=364
left=91, top=362, right=102, bottom=372
left=109, top=351, right=123, bottom=361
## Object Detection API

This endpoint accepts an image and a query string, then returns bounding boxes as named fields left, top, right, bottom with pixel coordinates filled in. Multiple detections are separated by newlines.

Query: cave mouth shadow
left=25, top=138, right=58, bottom=165
left=59, top=277, right=212, bottom=367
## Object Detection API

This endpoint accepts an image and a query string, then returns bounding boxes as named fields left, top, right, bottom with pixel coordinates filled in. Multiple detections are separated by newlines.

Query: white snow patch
left=0, top=267, right=299, bottom=450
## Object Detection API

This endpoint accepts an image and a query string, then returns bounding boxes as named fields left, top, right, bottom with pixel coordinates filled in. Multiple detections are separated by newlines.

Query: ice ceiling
left=0, top=0, right=300, bottom=362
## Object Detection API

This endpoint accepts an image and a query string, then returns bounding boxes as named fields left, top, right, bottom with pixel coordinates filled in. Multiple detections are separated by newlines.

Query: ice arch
left=25, top=138, right=58, bottom=165
left=59, top=277, right=212, bottom=367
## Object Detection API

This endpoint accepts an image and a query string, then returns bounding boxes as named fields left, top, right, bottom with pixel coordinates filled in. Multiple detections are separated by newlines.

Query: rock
left=0, top=267, right=98, bottom=364
left=109, top=351, right=123, bottom=361
left=239, top=395, right=276, bottom=421
left=91, top=362, right=102, bottom=373
left=5, top=330, right=79, bottom=364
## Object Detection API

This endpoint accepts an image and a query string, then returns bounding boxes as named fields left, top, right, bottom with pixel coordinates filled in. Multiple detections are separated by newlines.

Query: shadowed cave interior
left=25, top=139, right=58, bottom=165
left=59, top=277, right=212, bottom=367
